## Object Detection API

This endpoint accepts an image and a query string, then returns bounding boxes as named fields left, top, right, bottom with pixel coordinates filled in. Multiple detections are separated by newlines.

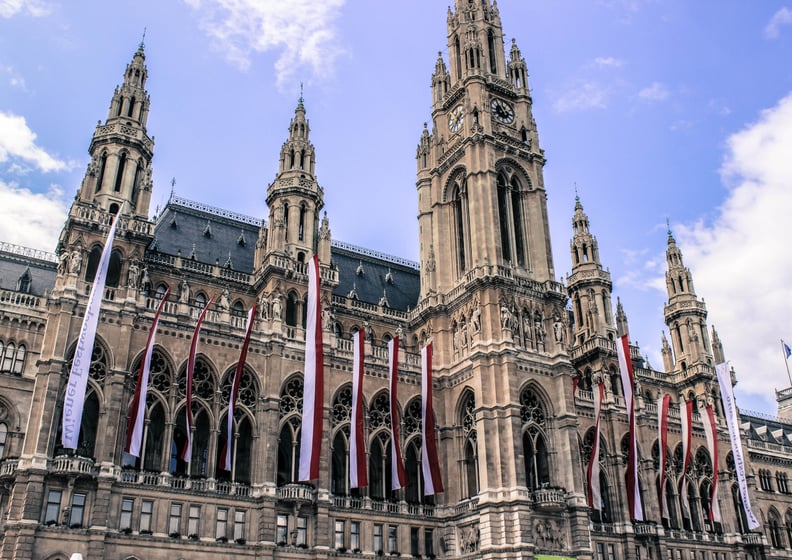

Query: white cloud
left=553, top=82, right=610, bottom=113
left=0, top=0, right=50, bottom=18
left=594, top=56, right=623, bottom=68
left=675, top=91, right=792, bottom=405
left=0, top=180, right=67, bottom=251
left=0, top=111, right=72, bottom=172
left=183, top=0, right=346, bottom=87
left=765, top=7, right=792, bottom=39
left=638, top=81, right=669, bottom=102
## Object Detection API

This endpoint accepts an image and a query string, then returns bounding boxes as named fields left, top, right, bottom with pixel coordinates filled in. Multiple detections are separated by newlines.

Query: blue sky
left=1, top=0, right=792, bottom=414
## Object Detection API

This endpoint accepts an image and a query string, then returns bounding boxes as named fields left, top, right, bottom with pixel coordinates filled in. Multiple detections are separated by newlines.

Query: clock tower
left=413, top=2, right=588, bottom=557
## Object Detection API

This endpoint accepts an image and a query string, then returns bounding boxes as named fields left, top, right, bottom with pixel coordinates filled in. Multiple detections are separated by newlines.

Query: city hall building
left=1, top=1, right=791, bottom=559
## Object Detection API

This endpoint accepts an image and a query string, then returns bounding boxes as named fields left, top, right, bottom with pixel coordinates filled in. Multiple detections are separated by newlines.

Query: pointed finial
left=170, top=177, right=176, bottom=201
left=666, top=217, right=671, bottom=236
left=299, top=82, right=304, bottom=103
left=138, top=27, right=147, bottom=52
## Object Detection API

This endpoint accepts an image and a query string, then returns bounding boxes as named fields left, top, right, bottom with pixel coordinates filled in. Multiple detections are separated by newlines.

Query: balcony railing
left=531, top=487, right=566, bottom=511
left=51, top=455, right=96, bottom=476
left=276, top=483, right=315, bottom=505
left=742, top=532, right=764, bottom=546
left=119, top=470, right=251, bottom=497
left=0, top=458, right=19, bottom=478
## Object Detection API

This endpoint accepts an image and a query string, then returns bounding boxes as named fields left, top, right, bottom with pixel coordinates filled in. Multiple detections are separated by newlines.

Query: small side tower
left=662, top=227, right=713, bottom=374
left=567, top=197, right=616, bottom=346
left=258, top=96, right=325, bottom=265
left=76, top=40, right=154, bottom=219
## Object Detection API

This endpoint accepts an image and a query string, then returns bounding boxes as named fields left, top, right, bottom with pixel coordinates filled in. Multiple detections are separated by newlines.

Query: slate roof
left=152, top=197, right=421, bottom=311
left=331, top=241, right=420, bottom=312
left=151, top=196, right=260, bottom=273
left=0, top=242, right=57, bottom=297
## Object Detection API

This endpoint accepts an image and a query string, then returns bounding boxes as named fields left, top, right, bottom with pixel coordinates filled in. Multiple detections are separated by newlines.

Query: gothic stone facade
left=1, top=2, right=791, bottom=559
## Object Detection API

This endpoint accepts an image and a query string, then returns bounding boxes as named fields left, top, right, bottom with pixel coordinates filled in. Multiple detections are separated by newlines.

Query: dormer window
left=356, top=261, right=364, bottom=276
left=385, top=269, right=394, bottom=285
left=237, top=230, right=246, bottom=246
left=203, top=220, right=212, bottom=238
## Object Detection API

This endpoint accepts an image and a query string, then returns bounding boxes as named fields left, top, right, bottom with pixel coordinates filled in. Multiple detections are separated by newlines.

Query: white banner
left=715, top=362, right=760, bottom=529
left=61, top=210, right=122, bottom=449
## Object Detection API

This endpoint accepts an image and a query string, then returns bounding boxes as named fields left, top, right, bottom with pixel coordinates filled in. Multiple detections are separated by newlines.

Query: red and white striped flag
left=587, top=381, right=605, bottom=510
left=350, top=328, right=368, bottom=488
left=62, top=208, right=123, bottom=449
left=679, top=398, right=693, bottom=520
left=224, top=304, right=256, bottom=472
left=657, top=394, right=671, bottom=519
left=299, top=254, right=324, bottom=481
left=388, top=336, right=408, bottom=490
left=125, top=285, right=171, bottom=456
left=702, top=403, right=722, bottom=522
left=182, top=294, right=215, bottom=463
left=616, top=334, right=643, bottom=521
left=421, top=343, right=443, bottom=495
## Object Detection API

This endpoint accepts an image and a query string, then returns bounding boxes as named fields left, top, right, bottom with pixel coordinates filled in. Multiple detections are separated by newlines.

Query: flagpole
left=783, top=339, right=792, bottom=386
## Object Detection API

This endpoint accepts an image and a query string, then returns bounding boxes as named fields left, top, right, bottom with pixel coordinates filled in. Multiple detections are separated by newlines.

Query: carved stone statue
left=127, top=262, right=139, bottom=289
left=69, top=250, right=82, bottom=274
left=219, top=287, right=230, bottom=310
left=258, top=293, right=269, bottom=320
left=272, top=294, right=282, bottom=320
left=553, top=314, right=565, bottom=344
left=178, top=277, right=190, bottom=303
left=57, top=251, right=69, bottom=275
left=470, top=303, right=481, bottom=333
left=500, top=304, right=512, bottom=329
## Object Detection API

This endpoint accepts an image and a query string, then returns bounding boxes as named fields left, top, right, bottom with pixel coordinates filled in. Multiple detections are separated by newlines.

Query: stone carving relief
left=533, top=518, right=566, bottom=551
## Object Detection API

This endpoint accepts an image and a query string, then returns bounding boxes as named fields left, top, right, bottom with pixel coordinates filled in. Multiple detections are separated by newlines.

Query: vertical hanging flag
left=715, top=362, right=760, bottom=529
left=679, top=399, right=693, bottom=521
left=587, top=381, right=605, bottom=510
left=572, top=372, right=581, bottom=397
left=350, top=328, right=368, bottom=489
left=61, top=209, right=123, bottom=449
left=125, top=285, right=171, bottom=456
left=657, top=394, right=671, bottom=519
left=299, top=254, right=324, bottom=481
left=616, top=334, right=644, bottom=521
left=782, top=339, right=792, bottom=385
left=224, top=304, right=256, bottom=472
left=182, top=294, right=215, bottom=463
left=388, top=336, right=408, bottom=490
left=702, top=402, right=722, bottom=523
left=421, top=343, right=443, bottom=495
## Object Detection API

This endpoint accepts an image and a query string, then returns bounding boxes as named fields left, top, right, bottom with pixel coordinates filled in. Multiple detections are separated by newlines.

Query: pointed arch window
left=1, top=343, right=14, bottom=372
left=369, top=392, right=394, bottom=501
left=106, top=250, right=122, bottom=288
left=285, top=291, right=300, bottom=327
left=13, top=344, right=25, bottom=374
left=331, top=385, right=353, bottom=496
left=460, top=392, right=479, bottom=498
left=85, top=247, right=102, bottom=283
left=521, top=388, right=549, bottom=490
left=769, top=509, right=784, bottom=548
left=454, top=36, right=462, bottom=80
left=277, top=377, right=303, bottom=486
left=131, top=161, right=142, bottom=207
left=497, top=170, right=527, bottom=267
left=114, top=152, right=127, bottom=192
left=451, top=173, right=470, bottom=276
left=298, top=203, right=306, bottom=242
left=96, top=152, right=108, bottom=192
left=77, top=390, right=100, bottom=458
left=128, top=96, right=136, bottom=118
left=143, top=401, right=166, bottom=472
left=487, top=29, right=497, bottom=73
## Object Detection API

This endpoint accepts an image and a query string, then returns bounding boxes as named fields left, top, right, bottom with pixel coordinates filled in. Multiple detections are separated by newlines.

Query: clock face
left=491, top=98, right=515, bottom=124
left=448, top=105, right=464, bottom=134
